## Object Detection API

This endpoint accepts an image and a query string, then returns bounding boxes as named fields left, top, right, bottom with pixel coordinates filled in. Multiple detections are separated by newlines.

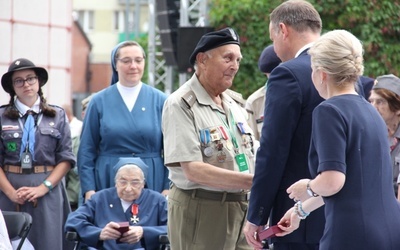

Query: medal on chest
left=130, top=204, right=139, bottom=224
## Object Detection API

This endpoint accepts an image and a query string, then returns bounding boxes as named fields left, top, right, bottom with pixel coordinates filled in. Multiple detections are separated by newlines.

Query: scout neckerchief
left=19, top=110, right=36, bottom=167
left=15, top=97, right=41, bottom=165
left=216, top=109, right=249, bottom=172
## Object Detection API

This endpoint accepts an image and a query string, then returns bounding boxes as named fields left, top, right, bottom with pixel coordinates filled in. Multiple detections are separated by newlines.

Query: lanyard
left=217, top=109, right=239, bottom=151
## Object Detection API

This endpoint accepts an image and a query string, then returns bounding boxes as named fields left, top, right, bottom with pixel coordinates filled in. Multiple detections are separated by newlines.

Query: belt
left=3, top=165, right=55, bottom=174
left=175, top=186, right=249, bottom=202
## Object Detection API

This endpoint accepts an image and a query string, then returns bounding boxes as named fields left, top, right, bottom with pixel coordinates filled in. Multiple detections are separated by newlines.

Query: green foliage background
left=208, top=0, right=400, bottom=98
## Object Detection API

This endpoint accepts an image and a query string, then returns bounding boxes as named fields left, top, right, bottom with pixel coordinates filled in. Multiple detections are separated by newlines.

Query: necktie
left=20, top=111, right=36, bottom=160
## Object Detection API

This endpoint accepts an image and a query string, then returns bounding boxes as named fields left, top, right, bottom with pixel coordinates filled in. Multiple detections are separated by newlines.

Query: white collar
left=295, top=43, right=314, bottom=58
left=15, top=96, right=41, bottom=117
left=116, top=81, right=143, bottom=92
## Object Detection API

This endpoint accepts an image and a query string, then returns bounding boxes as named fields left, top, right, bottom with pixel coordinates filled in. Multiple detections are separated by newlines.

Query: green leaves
left=208, top=0, right=400, bottom=98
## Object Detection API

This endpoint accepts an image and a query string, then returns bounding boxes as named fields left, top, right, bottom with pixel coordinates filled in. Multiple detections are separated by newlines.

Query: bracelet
left=294, top=201, right=309, bottom=220
left=306, top=180, right=319, bottom=197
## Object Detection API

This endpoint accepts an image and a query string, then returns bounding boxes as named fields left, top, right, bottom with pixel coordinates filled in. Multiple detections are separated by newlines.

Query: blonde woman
left=276, top=30, right=400, bottom=249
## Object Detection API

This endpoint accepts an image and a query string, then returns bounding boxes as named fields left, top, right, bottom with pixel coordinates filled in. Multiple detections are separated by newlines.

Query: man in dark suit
left=244, top=1, right=325, bottom=249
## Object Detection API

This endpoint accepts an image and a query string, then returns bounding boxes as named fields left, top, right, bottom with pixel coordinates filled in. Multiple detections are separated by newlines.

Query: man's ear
left=280, top=23, right=289, bottom=40
left=197, top=52, right=207, bottom=65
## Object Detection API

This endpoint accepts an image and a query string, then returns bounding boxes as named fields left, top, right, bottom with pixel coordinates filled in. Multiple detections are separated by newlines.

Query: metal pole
left=125, top=0, right=130, bottom=40
left=148, top=0, right=155, bottom=86
left=134, top=0, right=140, bottom=39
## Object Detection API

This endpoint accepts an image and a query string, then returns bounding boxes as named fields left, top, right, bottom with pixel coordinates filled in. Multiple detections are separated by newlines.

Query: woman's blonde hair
left=308, top=29, right=364, bottom=86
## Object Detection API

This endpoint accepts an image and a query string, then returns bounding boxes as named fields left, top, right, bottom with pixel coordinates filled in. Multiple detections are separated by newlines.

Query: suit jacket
left=247, top=50, right=325, bottom=244
left=65, top=188, right=167, bottom=250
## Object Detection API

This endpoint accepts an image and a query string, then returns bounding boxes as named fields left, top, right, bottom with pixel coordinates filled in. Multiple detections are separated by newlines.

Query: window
left=76, top=10, right=95, bottom=32
left=114, top=11, right=125, bottom=32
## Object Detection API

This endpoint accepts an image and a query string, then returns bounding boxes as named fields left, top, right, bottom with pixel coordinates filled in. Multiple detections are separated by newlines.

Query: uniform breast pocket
left=1, top=130, right=23, bottom=155
left=201, top=142, right=234, bottom=168
left=39, top=127, right=61, bottom=150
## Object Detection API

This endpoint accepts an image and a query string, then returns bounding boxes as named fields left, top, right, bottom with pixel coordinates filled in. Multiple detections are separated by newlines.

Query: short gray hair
left=115, top=164, right=145, bottom=182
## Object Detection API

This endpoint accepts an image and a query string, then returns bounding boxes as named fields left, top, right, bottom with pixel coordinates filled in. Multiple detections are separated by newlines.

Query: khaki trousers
left=168, top=185, right=252, bottom=250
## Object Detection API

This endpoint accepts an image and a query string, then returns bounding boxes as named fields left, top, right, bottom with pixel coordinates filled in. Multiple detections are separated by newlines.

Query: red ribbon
left=218, top=126, right=228, bottom=140
left=131, top=204, right=139, bottom=215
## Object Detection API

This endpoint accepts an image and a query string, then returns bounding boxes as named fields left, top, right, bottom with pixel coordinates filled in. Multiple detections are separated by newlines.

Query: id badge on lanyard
left=21, top=151, right=32, bottom=169
left=235, top=153, right=249, bottom=173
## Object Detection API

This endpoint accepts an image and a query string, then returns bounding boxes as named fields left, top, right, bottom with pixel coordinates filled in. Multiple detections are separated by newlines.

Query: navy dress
left=309, top=94, right=400, bottom=249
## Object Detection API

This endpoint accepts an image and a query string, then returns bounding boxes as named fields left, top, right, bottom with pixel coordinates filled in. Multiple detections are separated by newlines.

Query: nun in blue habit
left=78, top=40, right=169, bottom=200
left=65, top=157, right=168, bottom=250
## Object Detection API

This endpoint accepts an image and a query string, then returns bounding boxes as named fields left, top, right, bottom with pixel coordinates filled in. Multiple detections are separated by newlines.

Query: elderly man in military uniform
left=162, top=27, right=255, bottom=250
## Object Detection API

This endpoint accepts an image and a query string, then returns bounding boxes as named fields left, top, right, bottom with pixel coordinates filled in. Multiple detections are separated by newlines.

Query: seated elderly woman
left=65, top=157, right=167, bottom=250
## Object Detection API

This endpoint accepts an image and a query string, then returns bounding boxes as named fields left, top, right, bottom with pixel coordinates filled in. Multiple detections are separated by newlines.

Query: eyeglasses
left=13, top=76, right=38, bottom=88
left=117, top=57, right=145, bottom=65
left=117, top=179, right=143, bottom=188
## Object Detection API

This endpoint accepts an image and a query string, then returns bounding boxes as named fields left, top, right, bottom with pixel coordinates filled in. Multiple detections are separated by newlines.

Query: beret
left=1, top=58, right=48, bottom=94
left=258, top=45, right=281, bottom=73
left=373, top=74, right=400, bottom=96
left=113, top=157, right=149, bottom=181
left=189, top=27, right=240, bottom=66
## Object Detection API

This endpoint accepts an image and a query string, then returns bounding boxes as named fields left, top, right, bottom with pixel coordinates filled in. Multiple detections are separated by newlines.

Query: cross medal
left=131, top=204, right=140, bottom=224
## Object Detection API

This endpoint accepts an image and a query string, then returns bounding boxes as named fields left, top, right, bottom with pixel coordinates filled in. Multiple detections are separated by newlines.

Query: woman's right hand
left=8, top=189, right=25, bottom=205
left=276, top=206, right=300, bottom=236
left=99, top=222, right=123, bottom=241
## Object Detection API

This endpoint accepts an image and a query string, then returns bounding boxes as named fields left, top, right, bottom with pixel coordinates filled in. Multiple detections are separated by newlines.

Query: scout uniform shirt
left=162, top=74, right=255, bottom=193
left=245, top=85, right=266, bottom=141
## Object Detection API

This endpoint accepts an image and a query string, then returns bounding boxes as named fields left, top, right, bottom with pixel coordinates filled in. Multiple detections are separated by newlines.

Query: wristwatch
left=306, top=180, right=319, bottom=197
left=43, top=180, right=53, bottom=192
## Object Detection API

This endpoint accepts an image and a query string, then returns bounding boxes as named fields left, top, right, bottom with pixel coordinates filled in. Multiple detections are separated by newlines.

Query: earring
left=320, top=80, right=323, bottom=85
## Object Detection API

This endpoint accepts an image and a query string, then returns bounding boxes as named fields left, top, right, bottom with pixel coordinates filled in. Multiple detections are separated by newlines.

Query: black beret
left=189, top=27, right=240, bottom=66
left=258, top=45, right=281, bottom=74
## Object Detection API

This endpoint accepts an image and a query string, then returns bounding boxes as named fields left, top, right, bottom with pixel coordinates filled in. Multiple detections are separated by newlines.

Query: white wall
left=0, top=0, right=72, bottom=106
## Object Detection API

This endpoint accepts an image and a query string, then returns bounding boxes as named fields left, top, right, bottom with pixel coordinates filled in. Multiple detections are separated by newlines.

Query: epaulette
left=225, top=89, right=246, bottom=108
left=246, top=109, right=254, bottom=115
left=49, top=104, right=63, bottom=110
left=181, top=90, right=197, bottom=109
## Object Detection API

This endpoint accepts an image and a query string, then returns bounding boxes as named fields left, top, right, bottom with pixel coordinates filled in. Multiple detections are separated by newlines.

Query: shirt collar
left=15, top=96, right=41, bottom=117
left=295, top=42, right=314, bottom=58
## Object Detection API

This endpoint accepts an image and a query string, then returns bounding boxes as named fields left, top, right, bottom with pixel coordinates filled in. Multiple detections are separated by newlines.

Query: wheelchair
left=66, top=231, right=170, bottom=250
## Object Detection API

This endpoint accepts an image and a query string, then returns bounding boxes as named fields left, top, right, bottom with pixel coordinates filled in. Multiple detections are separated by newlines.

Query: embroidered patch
left=7, top=142, right=17, bottom=152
